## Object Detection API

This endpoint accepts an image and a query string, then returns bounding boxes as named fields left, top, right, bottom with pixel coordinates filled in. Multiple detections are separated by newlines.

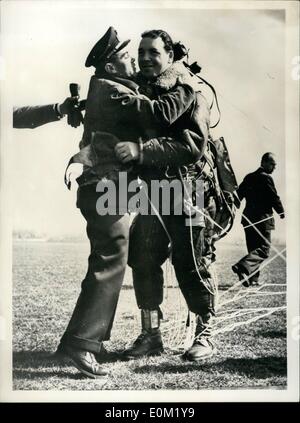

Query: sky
left=1, top=1, right=287, bottom=242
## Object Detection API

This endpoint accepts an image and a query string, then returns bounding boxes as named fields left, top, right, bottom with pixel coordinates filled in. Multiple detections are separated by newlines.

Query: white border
left=0, top=0, right=299, bottom=403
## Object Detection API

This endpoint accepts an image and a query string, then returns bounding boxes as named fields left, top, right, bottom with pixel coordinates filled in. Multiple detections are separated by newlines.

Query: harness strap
left=141, top=185, right=173, bottom=254
left=185, top=66, right=221, bottom=128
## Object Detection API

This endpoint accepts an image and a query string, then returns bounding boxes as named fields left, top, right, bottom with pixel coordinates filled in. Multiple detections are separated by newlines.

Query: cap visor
left=114, top=39, right=131, bottom=55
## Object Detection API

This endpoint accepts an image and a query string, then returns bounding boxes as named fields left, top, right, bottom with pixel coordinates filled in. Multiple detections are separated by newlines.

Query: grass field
left=12, top=240, right=287, bottom=391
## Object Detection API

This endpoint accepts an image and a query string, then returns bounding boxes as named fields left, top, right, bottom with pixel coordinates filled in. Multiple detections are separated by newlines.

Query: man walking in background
left=232, top=152, right=285, bottom=287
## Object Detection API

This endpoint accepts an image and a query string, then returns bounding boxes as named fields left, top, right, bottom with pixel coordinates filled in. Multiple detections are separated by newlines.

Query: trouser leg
left=237, top=226, right=271, bottom=281
left=128, top=214, right=170, bottom=310
left=59, top=185, right=130, bottom=354
left=245, top=227, right=259, bottom=282
left=124, top=214, right=168, bottom=358
left=170, top=215, right=216, bottom=319
left=170, top=211, right=217, bottom=361
left=129, top=213, right=216, bottom=317
left=127, top=193, right=217, bottom=359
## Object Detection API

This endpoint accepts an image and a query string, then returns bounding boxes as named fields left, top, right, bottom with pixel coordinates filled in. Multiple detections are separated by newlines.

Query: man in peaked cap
left=57, top=26, right=200, bottom=378
left=85, top=26, right=132, bottom=69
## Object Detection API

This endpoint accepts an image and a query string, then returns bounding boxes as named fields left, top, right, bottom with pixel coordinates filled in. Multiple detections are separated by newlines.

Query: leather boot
left=123, top=309, right=164, bottom=359
left=183, top=313, right=216, bottom=361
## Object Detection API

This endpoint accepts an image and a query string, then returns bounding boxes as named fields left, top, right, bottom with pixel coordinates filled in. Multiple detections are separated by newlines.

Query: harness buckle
left=164, top=166, right=188, bottom=179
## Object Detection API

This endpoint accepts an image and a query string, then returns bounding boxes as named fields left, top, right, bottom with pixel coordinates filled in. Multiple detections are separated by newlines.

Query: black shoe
left=94, top=344, right=118, bottom=363
left=64, top=346, right=108, bottom=379
left=232, top=264, right=250, bottom=287
left=183, top=337, right=216, bottom=362
left=123, top=330, right=164, bottom=359
left=54, top=342, right=107, bottom=361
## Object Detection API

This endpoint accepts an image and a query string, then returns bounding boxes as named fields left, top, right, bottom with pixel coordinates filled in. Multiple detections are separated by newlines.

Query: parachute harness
left=140, top=163, right=286, bottom=350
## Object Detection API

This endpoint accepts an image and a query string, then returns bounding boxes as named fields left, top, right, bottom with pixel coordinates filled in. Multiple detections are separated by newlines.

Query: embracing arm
left=115, top=130, right=201, bottom=169
left=111, top=83, right=195, bottom=127
left=141, top=136, right=196, bottom=168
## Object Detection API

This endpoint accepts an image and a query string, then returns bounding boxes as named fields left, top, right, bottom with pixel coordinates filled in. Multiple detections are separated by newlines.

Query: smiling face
left=138, top=36, right=174, bottom=79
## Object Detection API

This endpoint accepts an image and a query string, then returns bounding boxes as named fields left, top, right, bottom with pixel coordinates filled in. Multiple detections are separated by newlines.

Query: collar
left=112, top=75, right=139, bottom=92
left=94, top=71, right=139, bottom=93
left=136, top=62, right=195, bottom=91
left=257, top=166, right=270, bottom=175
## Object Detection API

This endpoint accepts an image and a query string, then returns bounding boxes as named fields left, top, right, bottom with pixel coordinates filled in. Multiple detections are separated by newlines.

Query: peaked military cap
left=85, top=27, right=130, bottom=68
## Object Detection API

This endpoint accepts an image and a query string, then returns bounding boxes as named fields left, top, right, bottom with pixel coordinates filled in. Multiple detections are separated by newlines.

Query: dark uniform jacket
left=238, top=167, right=284, bottom=230
left=71, top=71, right=202, bottom=186
left=13, top=105, right=60, bottom=129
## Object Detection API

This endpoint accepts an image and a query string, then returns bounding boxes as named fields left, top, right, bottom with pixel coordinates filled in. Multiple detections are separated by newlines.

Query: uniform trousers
left=59, top=184, right=130, bottom=353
